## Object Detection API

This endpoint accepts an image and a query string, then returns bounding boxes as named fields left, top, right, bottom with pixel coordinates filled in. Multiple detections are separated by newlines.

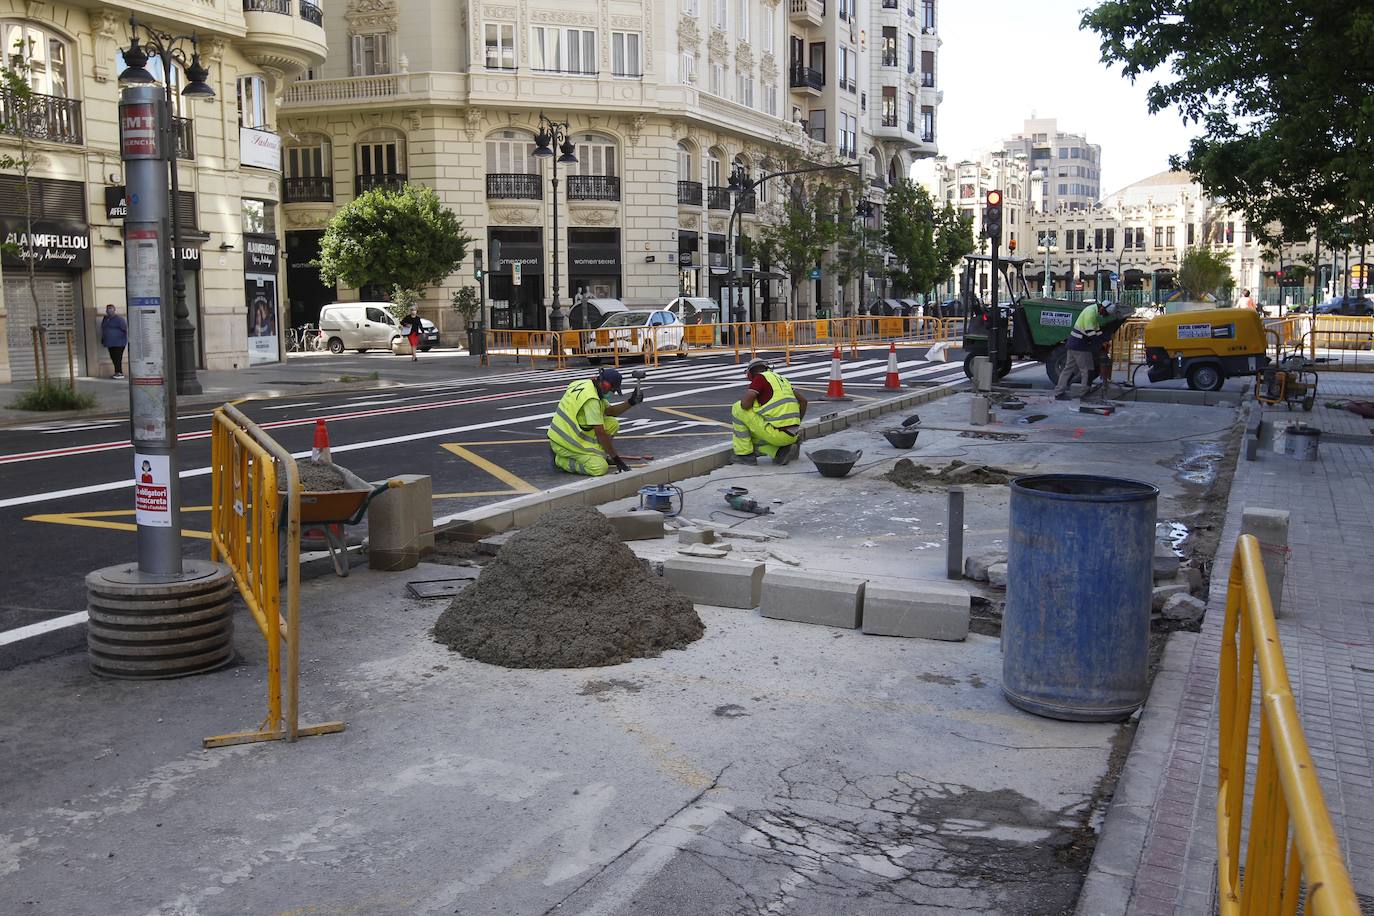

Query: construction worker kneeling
left=732, top=358, right=808, bottom=465
left=547, top=367, right=650, bottom=476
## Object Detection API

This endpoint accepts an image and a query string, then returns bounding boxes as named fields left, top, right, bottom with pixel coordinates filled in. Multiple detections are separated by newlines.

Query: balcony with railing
left=788, top=0, right=826, bottom=26
left=0, top=89, right=82, bottom=145
left=735, top=192, right=756, bottom=215
left=788, top=65, right=824, bottom=93
left=671, top=181, right=699, bottom=207
left=921, top=71, right=935, bottom=87
left=284, top=176, right=333, bottom=202
left=881, top=54, right=899, bottom=68
left=485, top=173, right=542, bottom=200
left=707, top=186, right=731, bottom=211
left=173, top=116, right=194, bottom=159
left=566, top=174, right=620, bottom=201
left=356, top=172, right=406, bottom=195
left=243, top=0, right=290, bottom=12
left=300, top=0, right=322, bottom=24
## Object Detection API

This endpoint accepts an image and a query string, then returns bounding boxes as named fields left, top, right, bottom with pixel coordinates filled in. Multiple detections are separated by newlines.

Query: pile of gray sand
left=885, top=458, right=1017, bottom=490
left=296, top=459, right=352, bottom=492
left=433, top=507, right=704, bottom=669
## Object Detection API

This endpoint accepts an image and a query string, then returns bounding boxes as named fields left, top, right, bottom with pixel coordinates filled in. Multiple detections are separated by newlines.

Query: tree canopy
left=316, top=183, right=472, bottom=294
left=754, top=179, right=844, bottom=319
left=1082, top=0, right=1374, bottom=246
left=882, top=179, right=974, bottom=297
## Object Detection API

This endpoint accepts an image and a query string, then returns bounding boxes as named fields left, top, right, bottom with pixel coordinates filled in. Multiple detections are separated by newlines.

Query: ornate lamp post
left=725, top=162, right=750, bottom=326
left=531, top=113, right=577, bottom=332
left=120, top=18, right=214, bottom=396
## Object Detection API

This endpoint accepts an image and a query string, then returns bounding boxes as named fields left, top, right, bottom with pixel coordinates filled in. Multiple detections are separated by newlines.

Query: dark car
left=1304, top=295, right=1374, bottom=316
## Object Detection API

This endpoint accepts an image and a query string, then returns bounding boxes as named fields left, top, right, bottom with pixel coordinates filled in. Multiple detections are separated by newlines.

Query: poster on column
left=246, top=272, right=279, bottom=365
left=133, top=452, right=172, bottom=527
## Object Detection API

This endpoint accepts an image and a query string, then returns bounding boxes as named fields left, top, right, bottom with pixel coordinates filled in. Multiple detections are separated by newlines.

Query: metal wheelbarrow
left=281, top=464, right=403, bottom=577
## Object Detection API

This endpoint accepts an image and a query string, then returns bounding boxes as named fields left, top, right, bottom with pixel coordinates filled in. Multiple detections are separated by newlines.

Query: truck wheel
left=327, top=337, right=344, bottom=354
left=1186, top=363, right=1224, bottom=392
left=1046, top=346, right=1067, bottom=385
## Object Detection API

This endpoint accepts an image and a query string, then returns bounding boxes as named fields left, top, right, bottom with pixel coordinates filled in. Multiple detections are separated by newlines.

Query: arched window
left=485, top=128, right=537, bottom=174
left=285, top=134, right=333, bottom=202
left=869, top=148, right=884, bottom=185
left=570, top=132, right=617, bottom=177
left=2, top=20, right=70, bottom=97
left=758, top=158, right=777, bottom=205
left=706, top=148, right=723, bottom=188
left=888, top=155, right=901, bottom=188
left=355, top=129, right=406, bottom=193
left=677, top=142, right=694, bottom=183
left=237, top=74, right=269, bottom=129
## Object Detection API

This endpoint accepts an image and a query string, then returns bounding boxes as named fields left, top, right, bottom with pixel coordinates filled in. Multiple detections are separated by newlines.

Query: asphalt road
left=0, top=345, right=964, bottom=660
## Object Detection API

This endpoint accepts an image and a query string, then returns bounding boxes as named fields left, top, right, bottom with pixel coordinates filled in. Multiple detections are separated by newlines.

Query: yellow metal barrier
left=1107, top=318, right=1148, bottom=381
left=206, top=403, right=346, bottom=749
left=1216, top=535, right=1358, bottom=915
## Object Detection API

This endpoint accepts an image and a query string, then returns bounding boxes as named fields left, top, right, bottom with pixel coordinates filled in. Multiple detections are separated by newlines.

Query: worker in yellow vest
left=732, top=358, right=807, bottom=465
left=547, top=367, right=649, bottom=476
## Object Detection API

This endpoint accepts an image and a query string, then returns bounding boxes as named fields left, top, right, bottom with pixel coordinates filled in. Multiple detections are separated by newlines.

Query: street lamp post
left=120, top=17, right=214, bottom=396
left=1038, top=231, right=1056, bottom=298
left=531, top=113, right=577, bottom=333
left=1086, top=244, right=1103, bottom=301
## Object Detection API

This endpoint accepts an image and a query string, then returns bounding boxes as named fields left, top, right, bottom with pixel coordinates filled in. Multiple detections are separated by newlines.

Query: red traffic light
left=986, top=190, right=1003, bottom=206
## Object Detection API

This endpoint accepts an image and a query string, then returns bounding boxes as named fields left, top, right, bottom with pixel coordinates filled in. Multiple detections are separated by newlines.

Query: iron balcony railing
left=566, top=174, right=620, bottom=201
left=300, top=0, right=323, bottom=25
left=922, top=72, right=935, bottom=87
left=882, top=54, right=899, bottom=67
left=677, top=180, right=703, bottom=206
left=707, top=186, right=731, bottom=210
left=735, top=192, right=756, bottom=215
left=173, top=116, right=194, bottom=159
left=355, top=172, right=406, bottom=194
left=921, top=131, right=935, bottom=143
left=0, top=89, right=81, bottom=145
left=243, top=0, right=290, bottom=13
left=284, top=176, right=333, bottom=202
left=485, top=172, right=542, bottom=200
left=788, top=65, right=825, bottom=91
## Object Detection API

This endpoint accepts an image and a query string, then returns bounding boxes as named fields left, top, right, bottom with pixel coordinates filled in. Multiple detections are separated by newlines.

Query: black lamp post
left=1085, top=243, right=1102, bottom=301
left=725, top=163, right=750, bottom=326
left=120, top=17, right=214, bottom=396
left=531, top=113, right=577, bottom=333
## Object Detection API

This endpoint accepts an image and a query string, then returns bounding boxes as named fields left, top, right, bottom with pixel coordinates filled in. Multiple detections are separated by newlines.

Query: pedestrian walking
left=401, top=306, right=422, bottom=362
left=99, top=304, right=127, bottom=379
left=1054, top=301, right=1118, bottom=401
left=1236, top=289, right=1257, bottom=310
left=547, top=367, right=649, bottom=476
left=732, top=358, right=807, bottom=465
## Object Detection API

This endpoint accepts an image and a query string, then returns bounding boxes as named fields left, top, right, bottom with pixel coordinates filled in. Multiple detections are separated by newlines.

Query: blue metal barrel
left=1002, top=474, right=1158, bottom=722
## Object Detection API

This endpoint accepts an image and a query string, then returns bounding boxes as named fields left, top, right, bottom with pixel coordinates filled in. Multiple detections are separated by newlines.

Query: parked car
left=1304, top=295, right=1374, bottom=316
left=414, top=318, right=440, bottom=351
left=584, top=309, right=686, bottom=362
left=666, top=296, right=720, bottom=325
left=318, top=302, right=402, bottom=353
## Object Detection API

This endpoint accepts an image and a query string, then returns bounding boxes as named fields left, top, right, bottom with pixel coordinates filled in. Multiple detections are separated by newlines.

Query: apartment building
left=927, top=150, right=1033, bottom=301
left=1026, top=170, right=1320, bottom=304
left=1001, top=117, right=1100, bottom=213
left=279, top=0, right=941, bottom=331
left=0, top=0, right=324, bottom=382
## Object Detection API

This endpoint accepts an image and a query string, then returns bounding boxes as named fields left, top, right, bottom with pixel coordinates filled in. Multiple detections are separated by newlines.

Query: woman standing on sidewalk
left=401, top=306, right=422, bottom=362
left=99, top=304, right=127, bottom=379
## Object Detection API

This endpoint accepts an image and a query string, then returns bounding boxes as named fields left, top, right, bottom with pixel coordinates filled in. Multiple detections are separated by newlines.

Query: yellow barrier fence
left=1216, top=535, right=1358, bottom=915
left=206, top=403, right=345, bottom=749
left=1107, top=318, right=1148, bottom=381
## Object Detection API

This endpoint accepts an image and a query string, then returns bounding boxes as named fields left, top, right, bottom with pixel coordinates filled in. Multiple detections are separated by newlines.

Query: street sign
left=808, top=267, right=821, bottom=280
left=512, top=261, right=522, bottom=286
left=1110, top=272, right=1119, bottom=282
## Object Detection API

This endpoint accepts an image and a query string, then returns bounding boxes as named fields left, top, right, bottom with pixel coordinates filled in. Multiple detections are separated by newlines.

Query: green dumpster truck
left=957, top=255, right=1133, bottom=383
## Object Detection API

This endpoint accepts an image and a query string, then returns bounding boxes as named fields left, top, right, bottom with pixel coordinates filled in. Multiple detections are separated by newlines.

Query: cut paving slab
left=663, top=556, right=765, bottom=609
left=601, top=509, right=666, bottom=542
left=759, top=569, right=866, bottom=629
left=863, top=581, right=971, bottom=641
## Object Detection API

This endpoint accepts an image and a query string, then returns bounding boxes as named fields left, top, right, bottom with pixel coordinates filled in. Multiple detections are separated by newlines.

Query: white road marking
left=0, top=610, right=88, bottom=646
left=258, top=402, right=320, bottom=411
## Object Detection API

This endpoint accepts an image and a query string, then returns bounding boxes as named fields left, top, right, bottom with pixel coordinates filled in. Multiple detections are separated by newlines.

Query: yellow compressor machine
left=1142, top=308, right=1270, bottom=391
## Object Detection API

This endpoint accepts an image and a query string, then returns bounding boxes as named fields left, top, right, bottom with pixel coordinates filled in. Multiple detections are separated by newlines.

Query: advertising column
left=245, top=235, right=279, bottom=364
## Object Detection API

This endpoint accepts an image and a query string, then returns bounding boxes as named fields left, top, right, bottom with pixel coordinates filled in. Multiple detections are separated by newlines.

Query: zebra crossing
left=423, top=349, right=968, bottom=392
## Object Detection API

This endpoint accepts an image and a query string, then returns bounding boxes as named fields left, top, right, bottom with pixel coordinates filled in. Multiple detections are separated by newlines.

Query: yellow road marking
left=653, top=406, right=731, bottom=427
left=440, top=444, right=539, bottom=494
left=450, top=432, right=723, bottom=447
left=26, top=506, right=212, bottom=540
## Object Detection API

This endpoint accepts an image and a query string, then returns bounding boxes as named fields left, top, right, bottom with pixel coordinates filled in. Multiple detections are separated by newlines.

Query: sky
left=914, top=0, right=1197, bottom=197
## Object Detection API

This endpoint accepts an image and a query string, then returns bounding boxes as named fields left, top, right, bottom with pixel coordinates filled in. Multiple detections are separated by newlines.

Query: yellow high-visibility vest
left=755, top=370, right=800, bottom=427
left=547, top=379, right=606, bottom=457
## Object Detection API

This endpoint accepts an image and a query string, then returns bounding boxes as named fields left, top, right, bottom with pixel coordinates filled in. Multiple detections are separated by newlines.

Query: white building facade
left=1001, top=117, right=1100, bottom=213
left=278, top=0, right=941, bottom=331
left=0, top=0, right=324, bottom=382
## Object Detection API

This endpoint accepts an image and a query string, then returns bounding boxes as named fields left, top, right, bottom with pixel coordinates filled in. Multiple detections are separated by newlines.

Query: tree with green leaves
left=882, top=179, right=974, bottom=300
left=315, top=183, right=472, bottom=297
left=1081, top=0, right=1373, bottom=251
left=1176, top=247, right=1233, bottom=301
left=754, top=179, right=844, bottom=320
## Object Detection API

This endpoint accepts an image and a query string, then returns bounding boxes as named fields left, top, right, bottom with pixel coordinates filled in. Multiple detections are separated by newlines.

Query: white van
left=318, top=302, right=401, bottom=353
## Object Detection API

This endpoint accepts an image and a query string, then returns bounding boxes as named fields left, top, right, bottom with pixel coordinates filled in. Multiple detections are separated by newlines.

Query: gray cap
left=746, top=358, right=769, bottom=374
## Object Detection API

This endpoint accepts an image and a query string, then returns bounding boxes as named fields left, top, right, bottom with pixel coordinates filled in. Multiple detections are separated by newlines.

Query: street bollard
left=947, top=486, right=965, bottom=580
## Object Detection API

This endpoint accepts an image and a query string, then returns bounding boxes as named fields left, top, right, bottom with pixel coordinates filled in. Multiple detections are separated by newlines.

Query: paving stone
left=1240, top=506, right=1289, bottom=614
left=663, top=556, right=765, bottom=609
left=963, top=550, right=1006, bottom=582
left=1152, top=582, right=1190, bottom=611
left=1161, top=594, right=1207, bottom=623
left=760, top=569, right=866, bottom=629
left=676, top=545, right=729, bottom=559
left=986, top=562, right=1008, bottom=589
left=1152, top=552, right=1182, bottom=581
left=600, top=509, right=665, bottom=541
left=862, top=582, right=970, bottom=641
left=767, top=548, right=803, bottom=567
left=677, top=526, right=716, bottom=545
left=1174, top=566, right=1204, bottom=592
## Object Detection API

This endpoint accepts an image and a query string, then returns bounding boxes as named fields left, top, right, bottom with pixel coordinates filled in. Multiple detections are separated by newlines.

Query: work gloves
left=613, top=456, right=632, bottom=473
left=628, top=386, right=644, bottom=407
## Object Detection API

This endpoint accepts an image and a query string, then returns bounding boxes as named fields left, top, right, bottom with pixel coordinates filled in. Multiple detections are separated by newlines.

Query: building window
left=737, top=0, right=750, bottom=41
left=680, top=52, right=697, bottom=84
left=763, top=84, right=778, bottom=116
left=1106, top=228, right=1115, bottom=250
left=760, top=11, right=775, bottom=54
left=907, top=35, right=916, bottom=72
left=683, top=0, right=699, bottom=15
left=678, top=144, right=693, bottom=182
left=881, top=28, right=897, bottom=67
left=809, top=41, right=826, bottom=80
left=2, top=21, right=70, bottom=98
left=713, top=0, right=726, bottom=29
left=807, top=108, right=826, bottom=142
left=838, top=0, right=850, bottom=21
left=709, top=62, right=725, bottom=95
left=237, top=75, right=269, bottom=129
left=357, top=132, right=406, bottom=182
left=1154, top=226, right=1164, bottom=249
left=1135, top=227, right=1146, bottom=249
left=840, top=112, right=857, bottom=158
left=242, top=198, right=276, bottom=235
left=285, top=137, right=330, bottom=178
left=1243, top=224, right=1252, bottom=244
left=920, top=105, right=934, bottom=141
left=1058, top=183, right=1068, bottom=195
left=1071, top=147, right=1081, bottom=158
left=881, top=86, right=897, bottom=127
left=906, top=92, right=915, bottom=130
left=921, top=50, right=934, bottom=86
left=1166, top=226, right=1175, bottom=247
left=531, top=27, right=596, bottom=74
left=570, top=132, right=616, bottom=177
left=922, top=0, right=936, bottom=29
left=485, top=130, right=535, bottom=173
left=1187, top=223, right=1195, bottom=245
left=484, top=23, right=516, bottom=70
left=737, top=74, right=754, bottom=107
left=350, top=32, right=391, bottom=75
left=844, top=45, right=857, bottom=90
left=1095, top=228, right=1103, bottom=250
left=612, top=31, right=642, bottom=77
left=707, top=150, right=722, bottom=187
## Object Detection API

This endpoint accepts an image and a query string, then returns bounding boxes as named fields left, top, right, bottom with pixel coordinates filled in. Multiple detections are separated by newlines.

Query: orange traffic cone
left=824, top=346, right=851, bottom=400
left=312, top=418, right=331, bottom=464
left=883, top=342, right=902, bottom=389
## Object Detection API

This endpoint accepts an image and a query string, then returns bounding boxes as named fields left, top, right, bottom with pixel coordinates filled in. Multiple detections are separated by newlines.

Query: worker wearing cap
left=732, top=358, right=808, bottom=465
left=547, top=367, right=648, bottom=476
left=1054, top=301, right=1119, bottom=400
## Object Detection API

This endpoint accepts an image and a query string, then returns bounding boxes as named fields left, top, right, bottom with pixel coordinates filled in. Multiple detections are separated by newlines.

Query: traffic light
left=1008, top=238, right=1017, bottom=253
left=984, top=190, right=1003, bottom=238
left=473, top=247, right=484, bottom=281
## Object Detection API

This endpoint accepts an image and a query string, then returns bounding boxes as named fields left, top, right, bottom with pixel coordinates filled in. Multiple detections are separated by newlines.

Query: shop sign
left=240, top=127, right=282, bottom=171
left=244, top=235, right=279, bottom=272
left=0, top=217, right=91, bottom=269
left=569, top=244, right=621, bottom=271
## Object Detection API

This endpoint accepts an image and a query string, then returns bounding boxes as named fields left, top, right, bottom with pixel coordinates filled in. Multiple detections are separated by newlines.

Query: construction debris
left=887, top=459, right=1018, bottom=491
left=433, top=507, right=703, bottom=668
left=678, top=544, right=731, bottom=559
left=297, top=460, right=353, bottom=492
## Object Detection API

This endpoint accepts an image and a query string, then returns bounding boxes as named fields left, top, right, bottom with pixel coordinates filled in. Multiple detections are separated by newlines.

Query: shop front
left=677, top=230, right=700, bottom=296
left=707, top=233, right=727, bottom=307
left=488, top=227, right=545, bottom=330
left=285, top=230, right=336, bottom=328
left=567, top=228, right=621, bottom=302
left=1, top=176, right=91, bottom=382
left=244, top=235, right=280, bottom=365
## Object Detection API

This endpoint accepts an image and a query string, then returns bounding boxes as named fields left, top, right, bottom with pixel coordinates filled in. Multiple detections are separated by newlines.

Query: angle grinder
left=723, top=486, right=771, bottom=516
